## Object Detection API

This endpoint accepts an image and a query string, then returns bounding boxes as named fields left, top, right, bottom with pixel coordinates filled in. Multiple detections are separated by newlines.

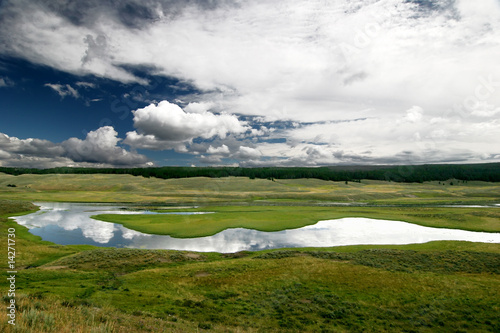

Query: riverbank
left=94, top=205, right=500, bottom=238
left=12, top=202, right=499, bottom=252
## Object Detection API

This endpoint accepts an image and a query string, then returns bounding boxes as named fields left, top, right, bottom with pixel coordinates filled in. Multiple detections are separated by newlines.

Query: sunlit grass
left=93, top=205, right=500, bottom=238
left=1, top=175, right=500, bottom=333
left=0, top=293, right=206, bottom=333
left=1, top=173, right=499, bottom=205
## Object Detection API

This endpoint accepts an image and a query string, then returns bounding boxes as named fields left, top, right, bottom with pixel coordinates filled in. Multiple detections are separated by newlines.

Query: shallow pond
left=12, top=202, right=500, bottom=253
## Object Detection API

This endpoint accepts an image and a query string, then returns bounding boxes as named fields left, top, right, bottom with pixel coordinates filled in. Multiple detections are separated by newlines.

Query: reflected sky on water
left=12, top=202, right=500, bottom=253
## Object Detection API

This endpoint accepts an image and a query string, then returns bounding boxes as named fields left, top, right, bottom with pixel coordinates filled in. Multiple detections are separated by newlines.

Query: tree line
left=1, top=163, right=499, bottom=183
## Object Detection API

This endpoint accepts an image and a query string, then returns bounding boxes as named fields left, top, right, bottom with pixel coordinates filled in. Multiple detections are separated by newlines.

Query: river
left=11, top=202, right=500, bottom=253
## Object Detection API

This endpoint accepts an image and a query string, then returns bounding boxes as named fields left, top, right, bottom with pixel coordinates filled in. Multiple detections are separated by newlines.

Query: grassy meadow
left=1, top=173, right=499, bottom=205
left=95, top=205, right=500, bottom=238
left=0, top=173, right=499, bottom=332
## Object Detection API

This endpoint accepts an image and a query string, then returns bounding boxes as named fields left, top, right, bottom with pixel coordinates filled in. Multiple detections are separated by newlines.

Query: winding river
left=12, top=202, right=500, bottom=253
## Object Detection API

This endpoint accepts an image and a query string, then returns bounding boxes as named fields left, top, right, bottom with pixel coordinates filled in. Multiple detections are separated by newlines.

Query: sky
left=0, top=0, right=499, bottom=168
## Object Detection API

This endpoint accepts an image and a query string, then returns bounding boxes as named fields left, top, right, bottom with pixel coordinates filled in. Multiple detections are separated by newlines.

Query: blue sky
left=1, top=0, right=499, bottom=168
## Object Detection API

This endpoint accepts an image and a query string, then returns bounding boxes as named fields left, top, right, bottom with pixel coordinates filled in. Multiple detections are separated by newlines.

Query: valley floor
left=0, top=175, right=499, bottom=332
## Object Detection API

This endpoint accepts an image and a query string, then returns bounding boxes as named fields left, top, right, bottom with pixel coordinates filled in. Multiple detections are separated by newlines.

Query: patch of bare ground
left=40, top=265, right=69, bottom=270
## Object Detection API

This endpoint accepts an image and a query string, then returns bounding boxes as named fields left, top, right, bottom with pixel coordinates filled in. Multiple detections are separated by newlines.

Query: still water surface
left=12, top=202, right=500, bottom=253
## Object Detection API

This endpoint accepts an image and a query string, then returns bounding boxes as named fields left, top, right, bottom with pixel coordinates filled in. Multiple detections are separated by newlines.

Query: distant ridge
left=1, top=163, right=499, bottom=183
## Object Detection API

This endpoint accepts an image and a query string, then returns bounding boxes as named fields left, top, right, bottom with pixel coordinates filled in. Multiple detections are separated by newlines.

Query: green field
left=1, top=173, right=499, bottom=205
left=94, top=205, right=500, bottom=238
left=0, top=174, right=499, bottom=332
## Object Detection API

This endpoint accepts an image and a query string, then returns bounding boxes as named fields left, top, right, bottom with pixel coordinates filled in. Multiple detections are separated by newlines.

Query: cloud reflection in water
left=13, top=202, right=500, bottom=253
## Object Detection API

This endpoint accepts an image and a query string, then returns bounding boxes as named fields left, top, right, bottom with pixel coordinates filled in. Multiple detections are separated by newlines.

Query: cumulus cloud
left=0, top=128, right=151, bottom=168
left=0, top=155, right=80, bottom=169
left=207, top=144, right=230, bottom=155
left=235, top=146, right=262, bottom=160
left=242, top=105, right=500, bottom=166
left=124, top=100, right=249, bottom=149
left=184, top=101, right=215, bottom=114
left=62, top=126, right=150, bottom=166
left=404, top=106, right=424, bottom=123
left=182, top=103, right=498, bottom=167
left=0, top=133, right=65, bottom=157
left=199, top=154, right=223, bottom=164
left=247, top=126, right=271, bottom=137
left=199, top=144, right=232, bottom=165
left=121, top=131, right=189, bottom=152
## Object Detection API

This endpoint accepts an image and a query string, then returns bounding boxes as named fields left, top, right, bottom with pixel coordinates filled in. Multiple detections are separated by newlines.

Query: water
left=12, top=202, right=500, bottom=253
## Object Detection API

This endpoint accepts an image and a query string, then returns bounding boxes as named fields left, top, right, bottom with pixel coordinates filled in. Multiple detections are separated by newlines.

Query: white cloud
left=125, top=100, right=249, bottom=149
left=469, top=101, right=500, bottom=118
left=207, top=144, right=230, bottom=155
left=122, top=131, right=188, bottom=152
left=0, top=155, right=79, bottom=169
left=404, top=106, right=424, bottom=123
left=0, top=128, right=151, bottom=168
left=0, top=0, right=144, bottom=83
left=5, top=0, right=500, bottom=121
left=44, top=83, right=80, bottom=99
left=0, top=133, right=64, bottom=157
left=1, top=1, right=500, bottom=165
left=247, top=126, right=270, bottom=137
left=184, top=101, right=215, bottom=114
left=235, top=146, right=262, bottom=160
left=62, top=126, right=149, bottom=166
left=75, top=81, right=96, bottom=89
left=455, top=0, right=500, bottom=28
left=244, top=107, right=500, bottom=166
left=2, top=2, right=498, bottom=112
left=199, top=154, right=223, bottom=164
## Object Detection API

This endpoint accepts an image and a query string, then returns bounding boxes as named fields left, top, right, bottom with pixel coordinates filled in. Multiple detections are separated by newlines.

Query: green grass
left=255, top=249, right=500, bottom=274
left=9, top=248, right=498, bottom=332
left=0, top=201, right=95, bottom=270
left=1, top=174, right=500, bottom=332
left=93, top=205, right=500, bottom=238
left=1, top=173, right=499, bottom=205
